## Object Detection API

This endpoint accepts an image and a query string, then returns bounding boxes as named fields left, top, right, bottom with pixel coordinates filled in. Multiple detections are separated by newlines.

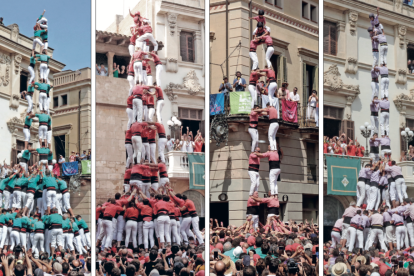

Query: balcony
left=166, top=151, right=205, bottom=179
left=54, top=68, right=91, bottom=87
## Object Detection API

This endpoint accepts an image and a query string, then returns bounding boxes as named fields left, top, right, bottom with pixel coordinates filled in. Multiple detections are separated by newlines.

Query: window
left=324, top=21, right=337, bottom=56
left=20, top=71, right=28, bottom=94
left=303, top=195, right=318, bottom=221
left=61, top=95, right=68, bottom=106
left=275, top=0, right=282, bottom=8
left=55, top=135, right=66, bottom=161
left=341, top=120, right=355, bottom=140
left=310, top=5, right=317, bottom=22
left=407, top=44, right=414, bottom=74
left=53, top=97, right=59, bottom=108
left=306, top=143, right=317, bottom=183
left=402, top=119, right=414, bottom=155
left=302, top=2, right=309, bottom=19
left=180, top=32, right=195, bottom=62
left=324, top=106, right=344, bottom=137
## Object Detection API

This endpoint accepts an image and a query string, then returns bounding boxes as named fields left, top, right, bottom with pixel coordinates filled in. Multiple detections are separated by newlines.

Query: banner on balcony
left=230, top=92, right=251, bottom=115
left=281, top=100, right=297, bottom=123
left=81, top=160, right=91, bottom=175
left=62, top=162, right=78, bottom=176
left=187, top=153, right=205, bottom=190
left=210, top=94, right=225, bottom=115
left=326, top=154, right=360, bottom=196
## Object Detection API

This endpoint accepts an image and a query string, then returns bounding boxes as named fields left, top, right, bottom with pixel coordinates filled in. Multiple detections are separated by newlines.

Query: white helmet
left=144, top=19, right=151, bottom=25
left=52, top=159, right=56, bottom=164
left=17, top=153, right=22, bottom=159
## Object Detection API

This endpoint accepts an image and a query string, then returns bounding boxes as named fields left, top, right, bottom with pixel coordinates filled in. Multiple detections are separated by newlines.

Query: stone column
left=106, top=52, right=115, bottom=78
left=336, top=21, right=346, bottom=57
left=194, top=31, right=203, bottom=65
left=344, top=95, right=357, bottom=120
left=199, top=20, right=205, bottom=76
left=166, top=13, right=179, bottom=73
left=344, top=10, right=358, bottom=74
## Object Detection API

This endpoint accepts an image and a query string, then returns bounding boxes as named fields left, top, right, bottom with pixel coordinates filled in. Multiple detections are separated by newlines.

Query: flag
left=210, top=94, right=225, bottom=115
left=230, top=91, right=251, bottom=115
left=81, top=160, right=91, bottom=175
left=281, top=100, right=297, bottom=123
left=326, top=154, right=360, bottom=196
left=187, top=153, right=205, bottom=190
left=62, top=162, right=79, bottom=176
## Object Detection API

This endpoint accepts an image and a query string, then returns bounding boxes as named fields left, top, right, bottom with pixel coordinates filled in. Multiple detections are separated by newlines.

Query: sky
left=1, top=0, right=91, bottom=71
left=96, top=0, right=139, bottom=31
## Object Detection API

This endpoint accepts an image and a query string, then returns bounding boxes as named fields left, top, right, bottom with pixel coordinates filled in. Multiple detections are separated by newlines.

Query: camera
left=287, top=259, right=299, bottom=275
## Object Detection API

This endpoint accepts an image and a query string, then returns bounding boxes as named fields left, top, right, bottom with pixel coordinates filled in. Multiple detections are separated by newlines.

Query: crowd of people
left=0, top=11, right=92, bottom=276
left=209, top=217, right=319, bottom=276
left=96, top=8, right=205, bottom=275
left=325, top=11, right=414, bottom=276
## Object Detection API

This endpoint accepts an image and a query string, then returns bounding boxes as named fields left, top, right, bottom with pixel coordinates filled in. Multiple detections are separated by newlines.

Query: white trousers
left=143, top=221, right=155, bottom=249
left=116, top=215, right=125, bottom=242
left=248, top=85, right=257, bottom=109
left=75, top=235, right=87, bottom=254
left=137, top=33, right=158, bottom=52
left=367, top=186, right=378, bottom=210
left=132, top=136, right=143, bottom=162
left=142, top=182, right=151, bottom=198
left=159, top=177, right=169, bottom=188
left=380, top=112, right=389, bottom=136
left=348, top=227, right=357, bottom=252
left=125, top=143, right=134, bottom=168
left=62, top=192, right=71, bottom=210
left=128, top=76, right=135, bottom=96
left=248, top=128, right=258, bottom=153
left=396, top=178, right=408, bottom=203
left=142, top=142, right=150, bottom=161
left=180, top=217, right=193, bottom=244
left=249, top=52, right=259, bottom=70
left=369, top=153, right=380, bottom=163
left=12, top=190, right=21, bottom=209
left=126, top=108, right=134, bottom=130
left=39, top=63, right=48, bottom=80
left=138, top=221, right=143, bottom=245
left=39, top=92, right=48, bottom=112
left=396, top=225, right=406, bottom=250
left=10, top=231, right=20, bottom=251
left=156, top=100, right=164, bottom=124
left=265, top=47, right=274, bottom=68
left=356, top=181, right=366, bottom=207
left=50, top=228, right=64, bottom=247
left=63, top=233, right=74, bottom=251
left=268, top=123, right=279, bottom=150
left=248, top=171, right=260, bottom=195
left=246, top=214, right=259, bottom=231
left=366, top=228, right=388, bottom=250
left=268, top=83, right=278, bottom=106
left=47, top=190, right=56, bottom=208
left=128, top=45, right=135, bottom=56
left=380, top=45, right=388, bottom=65
left=157, top=215, right=171, bottom=243
left=341, top=223, right=350, bottom=240
left=133, top=98, right=143, bottom=123
left=3, top=191, right=11, bottom=211
left=28, top=66, right=35, bottom=84
left=149, top=143, right=156, bottom=163
left=32, top=233, right=44, bottom=256
left=407, top=222, right=414, bottom=247
left=390, top=181, right=397, bottom=201
left=101, top=219, right=113, bottom=249
left=370, top=116, right=379, bottom=137
left=47, top=130, right=52, bottom=145
left=143, top=105, right=148, bottom=121
left=371, top=82, right=379, bottom=100
left=372, top=51, right=379, bottom=67
left=269, top=169, right=281, bottom=195
left=133, top=62, right=143, bottom=84
left=148, top=107, right=155, bottom=122
left=331, top=231, right=341, bottom=248
left=32, top=38, right=44, bottom=50
left=125, top=220, right=138, bottom=248
left=147, top=76, right=153, bottom=87
left=25, top=95, right=33, bottom=114
left=155, top=64, right=164, bottom=88
left=191, top=216, right=204, bottom=244
left=381, top=78, right=389, bottom=98
left=385, top=225, right=396, bottom=244
left=158, top=138, right=167, bottom=163
left=170, top=219, right=181, bottom=244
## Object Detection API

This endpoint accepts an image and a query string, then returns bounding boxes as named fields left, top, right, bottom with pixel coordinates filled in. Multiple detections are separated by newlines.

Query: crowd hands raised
left=209, top=217, right=319, bottom=276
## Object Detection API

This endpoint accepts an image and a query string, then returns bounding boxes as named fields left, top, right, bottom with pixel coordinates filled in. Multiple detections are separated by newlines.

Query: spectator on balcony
left=408, top=60, right=414, bottom=74
left=80, top=150, right=87, bottom=160
left=58, top=155, right=65, bottom=164
left=289, top=87, right=300, bottom=102
left=404, top=0, right=413, bottom=5
left=96, top=63, right=108, bottom=76
left=219, top=76, right=232, bottom=95
left=307, top=90, right=318, bottom=120
left=194, top=130, right=204, bottom=153
left=173, top=138, right=181, bottom=151
left=69, top=151, right=76, bottom=162
left=112, top=62, right=125, bottom=78
left=166, top=135, right=174, bottom=152
left=232, top=71, right=246, bottom=91
left=277, top=82, right=289, bottom=99
left=88, top=149, right=91, bottom=160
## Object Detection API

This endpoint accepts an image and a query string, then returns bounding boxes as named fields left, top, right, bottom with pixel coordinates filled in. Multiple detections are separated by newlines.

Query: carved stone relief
left=167, top=13, right=178, bottom=36
left=183, top=70, right=202, bottom=95
left=0, top=54, right=11, bottom=86
left=398, top=25, right=407, bottom=47
left=324, top=64, right=360, bottom=93
left=396, top=69, right=407, bottom=85
left=345, top=57, right=358, bottom=75
left=348, top=11, right=358, bottom=35
left=14, top=54, right=22, bottom=75
left=166, top=58, right=178, bottom=73
left=10, top=24, right=19, bottom=41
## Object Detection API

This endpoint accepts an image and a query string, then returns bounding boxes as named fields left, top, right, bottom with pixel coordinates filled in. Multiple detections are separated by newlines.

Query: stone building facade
left=210, top=0, right=319, bottom=226
left=323, top=0, right=414, bottom=241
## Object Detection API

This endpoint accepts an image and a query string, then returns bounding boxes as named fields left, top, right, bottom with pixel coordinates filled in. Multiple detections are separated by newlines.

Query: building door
left=179, top=108, right=204, bottom=139
left=210, top=201, right=229, bottom=227
left=55, top=135, right=66, bottom=160
left=323, top=196, right=345, bottom=242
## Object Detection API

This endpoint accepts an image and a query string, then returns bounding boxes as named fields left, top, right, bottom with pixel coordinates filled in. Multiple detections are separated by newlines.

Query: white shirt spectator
left=289, top=92, right=300, bottom=102
left=180, top=141, right=187, bottom=152
left=97, top=67, right=108, bottom=76
left=166, top=140, right=174, bottom=152
left=186, top=141, right=195, bottom=153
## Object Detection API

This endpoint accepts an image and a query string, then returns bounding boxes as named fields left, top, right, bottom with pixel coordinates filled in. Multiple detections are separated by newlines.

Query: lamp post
left=359, top=122, right=372, bottom=157
left=167, top=116, right=181, bottom=140
left=401, top=127, right=414, bottom=160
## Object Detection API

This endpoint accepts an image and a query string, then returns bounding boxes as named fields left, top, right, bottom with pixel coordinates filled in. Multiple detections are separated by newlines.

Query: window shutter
left=180, top=33, right=188, bottom=61
left=341, top=120, right=355, bottom=140
left=187, top=35, right=194, bottom=62
left=283, top=56, right=288, bottom=83
left=11, top=149, right=17, bottom=165
left=65, top=134, right=69, bottom=162
left=303, top=62, right=307, bottom=103
left=277, top=56, right=282, bottom=89
left=330, top=24, right=337, bottom=56
left=313, top=66, right=318, bottom=91
left=323, top=22, right=329, bottom=55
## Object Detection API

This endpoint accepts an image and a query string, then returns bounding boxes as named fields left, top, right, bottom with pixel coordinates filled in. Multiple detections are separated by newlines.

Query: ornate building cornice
left=324, top=64, right=360, bottom=95
left=164, top=70, right=205, bottom=101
